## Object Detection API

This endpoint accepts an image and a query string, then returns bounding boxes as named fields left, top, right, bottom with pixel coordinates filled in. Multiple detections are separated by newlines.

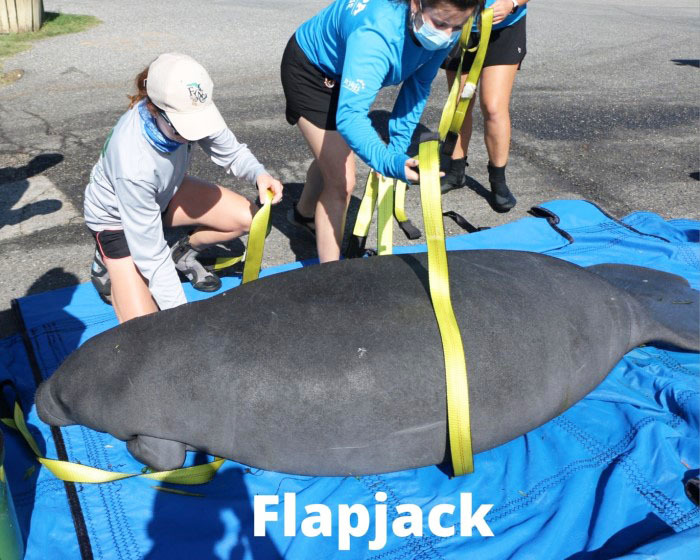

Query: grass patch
left=0, top=12, right=100, bottom=79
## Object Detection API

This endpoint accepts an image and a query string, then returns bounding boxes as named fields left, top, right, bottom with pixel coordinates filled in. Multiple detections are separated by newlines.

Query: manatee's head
left=34, top=325, right=126, bottom=430
left=35, top=378, right=74, bottom=427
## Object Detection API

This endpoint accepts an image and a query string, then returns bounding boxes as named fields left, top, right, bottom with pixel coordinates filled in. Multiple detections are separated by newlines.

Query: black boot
left=487, top=162, right=516, bottom=212
left=440, top=157, right=468, bottom=194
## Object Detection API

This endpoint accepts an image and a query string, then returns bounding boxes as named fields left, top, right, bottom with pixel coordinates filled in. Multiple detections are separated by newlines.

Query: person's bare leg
left=479, top=64, right=518, bottom=167
left=479, top=64, right=519, bottom=211
left=163, top=176, right=258, bottom=291
left=104, top=256, right=158, bottom=323
left=297, top=117, right=355, bottom=262
left=296, top=159, right=323, bottom=219
left=163, top=176, right=256, bottom=250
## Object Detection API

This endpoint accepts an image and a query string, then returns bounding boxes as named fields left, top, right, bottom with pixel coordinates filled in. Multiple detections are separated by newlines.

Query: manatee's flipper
left=127, top=435, right=186, bottom=471
left=587, top=264, right=699, bottom=351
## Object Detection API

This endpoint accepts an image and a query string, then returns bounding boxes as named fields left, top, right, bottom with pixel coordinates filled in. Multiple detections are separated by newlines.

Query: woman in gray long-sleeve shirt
left=84, top=53, right=283, bottom=323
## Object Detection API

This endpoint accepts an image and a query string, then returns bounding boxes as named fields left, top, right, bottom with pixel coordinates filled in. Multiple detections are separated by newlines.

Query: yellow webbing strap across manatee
left=2, top=403, right=225, bottom=485
left=418, top=138, right=473, bottom=476
left=212, top=189, right=273, bottom=282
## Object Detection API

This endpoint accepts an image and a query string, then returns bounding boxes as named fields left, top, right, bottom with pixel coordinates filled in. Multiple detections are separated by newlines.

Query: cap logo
left=186, top=82, right=208, bottom=105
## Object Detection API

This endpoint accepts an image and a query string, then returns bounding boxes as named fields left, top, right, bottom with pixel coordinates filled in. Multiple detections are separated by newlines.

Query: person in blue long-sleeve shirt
left=281, top=0, right=479, bottom=262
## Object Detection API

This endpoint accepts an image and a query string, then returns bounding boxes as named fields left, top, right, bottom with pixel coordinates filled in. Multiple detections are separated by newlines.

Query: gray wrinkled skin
left=36, top=251, right=699, bottom=475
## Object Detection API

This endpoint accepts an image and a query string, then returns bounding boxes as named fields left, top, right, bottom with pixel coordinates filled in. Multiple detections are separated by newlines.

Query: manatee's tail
left=586, top=264, right=699, bottom=352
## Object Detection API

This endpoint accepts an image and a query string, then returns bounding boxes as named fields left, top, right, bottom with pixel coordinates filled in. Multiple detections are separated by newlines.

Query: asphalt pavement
left=0, top=0, right=698, bottom=337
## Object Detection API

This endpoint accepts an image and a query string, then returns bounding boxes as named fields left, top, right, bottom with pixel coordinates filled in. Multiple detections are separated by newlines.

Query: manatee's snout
left=35, top=381, right=73, bottom=427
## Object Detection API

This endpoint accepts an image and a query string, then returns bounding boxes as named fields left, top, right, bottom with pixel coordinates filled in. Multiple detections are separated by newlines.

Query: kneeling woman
left=85, top=53, right=283, bottom=323
left=282, top=0, right=479, bottom=262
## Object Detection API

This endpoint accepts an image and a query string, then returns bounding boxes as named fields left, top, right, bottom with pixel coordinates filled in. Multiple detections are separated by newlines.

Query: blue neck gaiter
left=138, top=101, right=182, bottom=153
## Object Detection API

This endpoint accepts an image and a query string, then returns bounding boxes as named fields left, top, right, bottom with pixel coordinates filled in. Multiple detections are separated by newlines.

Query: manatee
left=35, top=250, right=699, bottom=476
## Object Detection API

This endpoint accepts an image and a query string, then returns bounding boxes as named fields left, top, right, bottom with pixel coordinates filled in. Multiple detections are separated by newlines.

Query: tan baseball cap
left=146, top=53, right=226, bottom=141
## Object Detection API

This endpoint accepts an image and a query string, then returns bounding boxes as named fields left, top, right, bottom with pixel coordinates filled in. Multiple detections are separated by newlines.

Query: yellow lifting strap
left=211, top=189, right=273, bottom=282
left=376, top=173, right=394, bottom=255
left=450, top=9, right=493, bottom=136
left=418, top=138, right=474, bottom=476
left=438, top=9, right=493, bottom=141
left=350, top=172, right=395, bottom=256
left=393, top=179, right=422, bottom=241
left=438, top=8, right=493, bottom=142
left=2, top=403, right=225, bottom=485
left=242, top=189, right=273, bottom=283
left=394, top=180, right=409, bottom=223
left=437, top=14, right=474, bottom=140
left=351, top=172, right=379, bottom=241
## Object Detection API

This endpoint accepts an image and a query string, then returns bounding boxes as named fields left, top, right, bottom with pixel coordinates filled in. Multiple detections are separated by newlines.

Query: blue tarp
left=1, top=200, right=698, bottom=559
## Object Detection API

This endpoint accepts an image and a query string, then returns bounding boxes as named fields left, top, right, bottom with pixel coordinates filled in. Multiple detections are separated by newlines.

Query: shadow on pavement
left=671, top=59, right=699, bottom=68
left=25, top=266, right=80, bottom=297
left=0, top=153, right=64, bottom=231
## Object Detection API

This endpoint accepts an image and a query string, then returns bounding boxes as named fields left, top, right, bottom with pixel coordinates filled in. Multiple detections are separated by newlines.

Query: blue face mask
left=137, top=101, right=183, bottom=153
left=412, top=3, right=460, bottom=51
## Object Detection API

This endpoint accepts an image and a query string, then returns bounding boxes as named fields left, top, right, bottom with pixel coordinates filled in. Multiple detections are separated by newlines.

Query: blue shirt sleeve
left=335, top=28, right=409, bottom=181
left=387, top=49, right=447, bottom=157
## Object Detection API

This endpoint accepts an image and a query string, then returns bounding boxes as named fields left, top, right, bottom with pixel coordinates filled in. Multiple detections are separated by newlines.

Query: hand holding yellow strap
left=418, top=138, right=474, bottom=476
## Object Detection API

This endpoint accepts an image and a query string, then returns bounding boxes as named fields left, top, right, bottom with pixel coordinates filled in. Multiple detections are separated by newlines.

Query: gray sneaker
left=90, top=249, right=112, bottom=305
left=171, top=236, right=222, bottom=292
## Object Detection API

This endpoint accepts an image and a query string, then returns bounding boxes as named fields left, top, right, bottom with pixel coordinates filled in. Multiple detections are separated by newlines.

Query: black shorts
left=90, top=228, right=131, bottom=259
left=281, top=33, right=341, bottom=131
left=441, top=15, right=526, bottom=73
